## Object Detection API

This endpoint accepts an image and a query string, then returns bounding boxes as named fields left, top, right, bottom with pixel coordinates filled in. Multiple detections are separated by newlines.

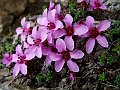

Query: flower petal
left=16, top=45, right=23, bottom=56
left=47, top=9, right=56, bottom=23
left=67, top=60, right=79, bottom=72
left=35, top=46, right=42, bottom=58
left=64, top=36, right=74, bottom=51
left=20, top=64, right=27, bottom=75
left=54, top=20, right=64, bottom=30
left=49, top=53, right=61, bottom=61
left=97, top=20, right=111, bottom=32
left=49, top=0, right=54, bottom=10
left=55, top=59, right=65, bottom=72
left=99, top=4, right=107, bottom=9
left=96, top=35, right=108, bottom=48
left=63, top=14, right=73, bottom=27
left=31, top=27, right=37, bottom=38
left=42, top=47, right=51, bottom=55
left=86, top=38, right=95, bottom=54
left=13, top=63, right=20, bottom=78
left=12, top=54, right=19, bottom=62
left=37, top=17, right=48, bottom=26
left=85, top=16, right=94, bottom=29
left=38, top=27, right=48, bottom=42
left=21, top=33, right=26, bottom=42
left=42, top=8, right=48, bottom=17
left=27, top=35, right=34, bottom=44
left=74, top=24, right=88, bottom=36
left=55, top=4, right=61, bottom=14
left=70, top=50, right=84, bottom=59
left=21, top=17, right=26, bottom=27
left=56, top=38, right=66, bottom=52
left=47, top=33, right=53, bottom=44
left=16, top=27, right=23, bottom=35
left=44, top=56, right=52, bottom=66
left=25, top=46, right=36, bottom=60
left=53, top=29, right=66, bottom=38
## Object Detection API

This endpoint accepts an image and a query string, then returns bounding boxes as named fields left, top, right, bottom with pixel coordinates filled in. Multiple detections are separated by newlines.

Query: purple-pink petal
left=12, top=54, right=19, bottom=62
left=74, top=24, right=88, bottom=36
left=85, top=16, right=94, bottom=29
left=49, top=53, right=61, bottom=61
left=20, top=64, right=27, bottom=75
left=63, top=14, right=73, bottom=27
left=97, top=20, right=111, bottom=32
left=96, top=35, right=108, bottom=48
left=70, top=50, right=84, bottom=59
left=54, top=20, right=63, bottom=30
left=86, top=38, right=95, bottom=54
left=35, top=46, right=42, bottom=58
left=44, top=56, right=52, bottom=66
left=27, top=35, right=34, bottom=44
left=16, top=45, right=23, bottom=56
left=67, top=60, right=79, bottom=72
left=56, top=38, right=66, bottom=52
left=99, top=4, right=107, bottom=9
left=55, top=59, right=65, bottom=72
left=55, top=4, right=61, bottom=14
left=13, top=63, right=20, bottom=78
left=53, top=29, right=66, bottom=38
left=47, top=9, right=56, bottom=23
left=16, top=27, right=23, bottom=35
left=37, top=17, right=48, bottom=26
left=64, top=36, right=74, bottom=51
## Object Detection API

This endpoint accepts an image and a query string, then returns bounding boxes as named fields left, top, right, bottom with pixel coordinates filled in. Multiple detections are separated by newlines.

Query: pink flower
left=2, top=53, right=12, bottom=67
left=16, top=17, right=32, bottom=42
left=49, top=0, right=64, bottom=21
left=88, top=0, right=107, bottom=11
left=49, top=38, right=84, bottom=72
left=83, top=16, right=111, bottom=54
left=37, top=9, right=64, bottom=43
left=25, top=26, right=48, bottom=59
left=63, top=14, right=88, bottom=51
left=12, top=45, right=28, bottom=78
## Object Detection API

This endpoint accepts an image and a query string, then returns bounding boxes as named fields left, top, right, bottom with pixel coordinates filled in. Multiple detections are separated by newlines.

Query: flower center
left=95, top=0, right=101, bottom=7
left=23, top=27, right=33, bottom=34
left=57, top=14, right=64, bottom=21
left=66, top=27, right=74, bottom=36
left=18, top=56, right=26, bottom=64
left=34, top=39, right=41, bottom=46
left=47, top=23, right=56, bottom=30
left=89, top=27, right=99, bottom=38
left=61, top=51, right=70, bottom=61
left=51, top=46, right=58, bottom=53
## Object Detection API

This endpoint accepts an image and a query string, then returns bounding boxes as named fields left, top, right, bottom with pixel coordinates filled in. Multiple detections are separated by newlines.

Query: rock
left=0, top=0, right=27, bottom=29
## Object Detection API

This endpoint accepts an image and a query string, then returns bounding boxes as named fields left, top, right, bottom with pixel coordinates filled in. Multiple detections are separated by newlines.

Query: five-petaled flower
left=82, top=16, right=111, bottom=54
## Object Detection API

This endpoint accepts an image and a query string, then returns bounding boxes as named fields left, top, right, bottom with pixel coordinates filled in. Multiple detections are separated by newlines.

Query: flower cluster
left=2, top=0, right=111, bottom=80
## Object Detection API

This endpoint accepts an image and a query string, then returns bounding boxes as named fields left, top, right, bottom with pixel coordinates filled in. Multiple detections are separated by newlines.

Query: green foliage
left=69, top=3, right=76, bottom=13
left=99, top=52, right=107, bottom=64
left=98, top=72, right=106, bottom=82
left=112, top=39, right=120, bottom=56
left=0, top=34, right=14, bottom=53
left=69, top=3, right=87, bottom=22
left=99, top=53, right=118, bottom=65
left=35, top=71, right=53, bottom=83
left=115, top=75, right=120, bottom=86
left=107, top=55, right=117, bottom=65
left=110, top=20, right=120, bottom=40
left=0, top=63, right=6, bottom=69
